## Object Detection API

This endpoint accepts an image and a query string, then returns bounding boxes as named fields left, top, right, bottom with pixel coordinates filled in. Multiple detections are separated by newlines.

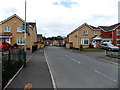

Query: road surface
left=44, top=46, right=118, bottom=88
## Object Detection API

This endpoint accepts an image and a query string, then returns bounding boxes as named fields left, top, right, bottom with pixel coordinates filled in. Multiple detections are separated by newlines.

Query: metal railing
left=2, top=49, right=24, bottom=89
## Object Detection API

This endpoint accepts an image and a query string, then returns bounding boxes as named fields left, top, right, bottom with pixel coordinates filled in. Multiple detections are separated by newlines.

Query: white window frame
left=117, top=39, right=120, bottom=45
left=94, top=31, right=97, bottom=35
left=81, top=38, right=89, bottom=45
left=17, top=38, right=25, bottom=45
left=4, top=25, right=10, bottom=32
left=17, top=26, right=23, bottom=32
left=83, top=29, right=88, bottom=35
left=116, top=30, right=120, bottom=35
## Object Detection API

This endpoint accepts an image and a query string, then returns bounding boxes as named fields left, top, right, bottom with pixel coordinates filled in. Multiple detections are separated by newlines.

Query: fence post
left=105, top=50, right=107, bottom=56
left=8, top=49, right=11, bottom=61
left=23, top=50, right=26, bottom=67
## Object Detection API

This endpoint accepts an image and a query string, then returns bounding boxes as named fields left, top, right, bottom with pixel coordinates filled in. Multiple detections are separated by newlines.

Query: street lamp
left=24, top=0, right=27, bottom=67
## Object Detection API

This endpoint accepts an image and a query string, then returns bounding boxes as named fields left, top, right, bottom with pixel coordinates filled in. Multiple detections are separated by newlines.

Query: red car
left=0, top=41, right=12, bottom=51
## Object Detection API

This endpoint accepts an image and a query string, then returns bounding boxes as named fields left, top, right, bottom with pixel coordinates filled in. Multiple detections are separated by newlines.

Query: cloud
left=3, top=7, right=18, bottom=14
left=0, top=0, right=119, bottom=37
left=53, top=0, right=79, bottom=8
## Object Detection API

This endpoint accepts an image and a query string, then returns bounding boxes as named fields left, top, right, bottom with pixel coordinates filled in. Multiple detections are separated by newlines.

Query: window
left=81, top=39, right=89, bottom=45
left=117, top=39, right=120, bottom=45
left=4, top=26, right=10, bottom=32
left=83, top=29, right=88, bottom=35
left=17, top=38, right=25, bottom=45
left=17, top=26, right=23, bottom=32
left=116, top=30, right=120, bottom=35
left=94, top=31, right=97, bottom=35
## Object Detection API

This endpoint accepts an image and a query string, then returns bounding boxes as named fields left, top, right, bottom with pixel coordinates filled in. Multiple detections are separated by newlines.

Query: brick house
left=99, top=23, right=120, bottom=47
left=0, top=14, right=37, bottom=50
left=67, top=23, right=120, bottom=49
left=67, top=23, right=101, bottom=49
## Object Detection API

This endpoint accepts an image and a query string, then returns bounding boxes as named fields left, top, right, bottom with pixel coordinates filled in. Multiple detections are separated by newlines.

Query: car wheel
left=108, top=48, right=111, bottom=51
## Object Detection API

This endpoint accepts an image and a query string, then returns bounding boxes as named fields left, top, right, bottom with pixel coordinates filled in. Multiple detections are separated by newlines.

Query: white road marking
left=44, top=50, right=57, bottom=90
left=99, top=59, right=118, bottom=65
left=94, top=70, right=118, bottom=83
left=65, top=55, right=81, bottom=64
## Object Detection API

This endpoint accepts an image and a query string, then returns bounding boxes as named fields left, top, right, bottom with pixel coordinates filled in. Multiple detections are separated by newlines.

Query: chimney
left=118, top=1, right=120, bottom=23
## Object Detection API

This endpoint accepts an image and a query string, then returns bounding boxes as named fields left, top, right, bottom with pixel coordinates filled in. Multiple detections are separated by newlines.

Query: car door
left=6, top=42, right=10, bottom=49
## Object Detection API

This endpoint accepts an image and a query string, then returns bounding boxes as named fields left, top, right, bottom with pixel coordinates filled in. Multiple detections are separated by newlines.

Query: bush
left=89, top=44, right=93, bottom=48
left=80, top=45, right=83, bottom=51
left=14, top=43, right=18, bottom=48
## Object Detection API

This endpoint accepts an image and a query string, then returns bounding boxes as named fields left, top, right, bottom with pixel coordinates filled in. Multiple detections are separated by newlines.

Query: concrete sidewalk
left=6, top=49, right=53, bottom=89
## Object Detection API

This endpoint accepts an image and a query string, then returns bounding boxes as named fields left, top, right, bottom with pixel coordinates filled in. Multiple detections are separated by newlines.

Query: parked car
left=100, top=42, right=119, bottom=51
left=0, top=41, right=12, bottom=51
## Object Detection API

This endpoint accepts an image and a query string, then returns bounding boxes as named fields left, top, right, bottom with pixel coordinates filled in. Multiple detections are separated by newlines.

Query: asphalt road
left=44, top=46, right=119, bottom=88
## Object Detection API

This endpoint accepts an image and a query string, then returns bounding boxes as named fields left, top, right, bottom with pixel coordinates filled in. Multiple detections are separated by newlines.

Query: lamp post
left=118, top=1, right=120, bottom=23
left=24, top=0, right=27, bottom=67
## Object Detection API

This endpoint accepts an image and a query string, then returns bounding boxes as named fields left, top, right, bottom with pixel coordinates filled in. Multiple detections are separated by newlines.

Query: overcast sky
left=0, top=0, right=119, bottom=37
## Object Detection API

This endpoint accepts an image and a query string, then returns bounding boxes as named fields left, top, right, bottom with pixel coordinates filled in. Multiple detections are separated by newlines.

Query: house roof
left=68, top=23, right=95, bottom=36
left=92, top=35, right=102, bottom=40
left=99, top=23, right=120, bottom=32
left=89, top=25, right=101, bottom=30
left=27, top=22, right=36, bottom=29
left=0, top=14, right=24, bottom=24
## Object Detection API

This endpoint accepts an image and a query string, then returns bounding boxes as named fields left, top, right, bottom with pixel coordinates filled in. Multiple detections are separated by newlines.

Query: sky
left=0, top=0, right=120, bottom=37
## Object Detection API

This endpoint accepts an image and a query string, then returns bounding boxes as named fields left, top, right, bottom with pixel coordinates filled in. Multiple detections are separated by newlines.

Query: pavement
left=2, top=47, right=119, bottom=89
left=6, top=49, right=54, bottom=89
left=44, top=46, right=118, bottom=88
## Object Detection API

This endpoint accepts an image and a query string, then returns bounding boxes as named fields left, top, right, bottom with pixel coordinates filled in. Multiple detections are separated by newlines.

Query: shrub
left=89, top=44, right=93, bottom=48
left=80, top=45, right=83, bottom=51
left=14, top=43, right=18, bottom=48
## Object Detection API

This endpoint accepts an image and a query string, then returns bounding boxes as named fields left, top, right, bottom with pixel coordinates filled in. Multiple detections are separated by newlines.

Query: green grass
left=81, top=48, right=105, bottom=52
left=111, top=55, right=120, bottom=58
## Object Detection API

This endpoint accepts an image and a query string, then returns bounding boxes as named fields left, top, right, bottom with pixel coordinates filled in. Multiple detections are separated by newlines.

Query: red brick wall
left=100, top=30, right=112, bottom=38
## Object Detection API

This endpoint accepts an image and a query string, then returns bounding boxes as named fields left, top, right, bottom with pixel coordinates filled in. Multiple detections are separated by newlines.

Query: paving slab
left=6, top=49, right=53, bottom=89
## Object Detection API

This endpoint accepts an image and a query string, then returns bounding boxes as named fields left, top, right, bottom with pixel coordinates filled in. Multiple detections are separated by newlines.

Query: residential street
left=44, top=46, right=118, bottom=88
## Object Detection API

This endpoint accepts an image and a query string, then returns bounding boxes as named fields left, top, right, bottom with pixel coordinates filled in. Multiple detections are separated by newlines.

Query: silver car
left=100, top=43, right=119, bottom=51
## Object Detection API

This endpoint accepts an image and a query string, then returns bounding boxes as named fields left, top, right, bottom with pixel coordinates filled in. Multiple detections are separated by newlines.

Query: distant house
left=37, top=34, right=43, bottom=42
left=0, top=14, right=37, bottom=50
left=99, top=23, right=120, bottom=47
left=44, top=40, right=52, bottom=46
left=52, top=40, right=63, bottom=46
left=67, top=23, right=101, bottom=49
left=67, top=23, right=120, bottom=49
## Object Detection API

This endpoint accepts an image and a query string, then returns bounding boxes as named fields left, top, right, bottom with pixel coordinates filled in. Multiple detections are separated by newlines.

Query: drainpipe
left=76, top=31, right=78, bottom=49
left=112, top=30, right=114, bottom=44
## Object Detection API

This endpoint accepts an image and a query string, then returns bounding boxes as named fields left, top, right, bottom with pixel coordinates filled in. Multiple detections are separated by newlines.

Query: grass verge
left=81, top=48, right=105, bottom=52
